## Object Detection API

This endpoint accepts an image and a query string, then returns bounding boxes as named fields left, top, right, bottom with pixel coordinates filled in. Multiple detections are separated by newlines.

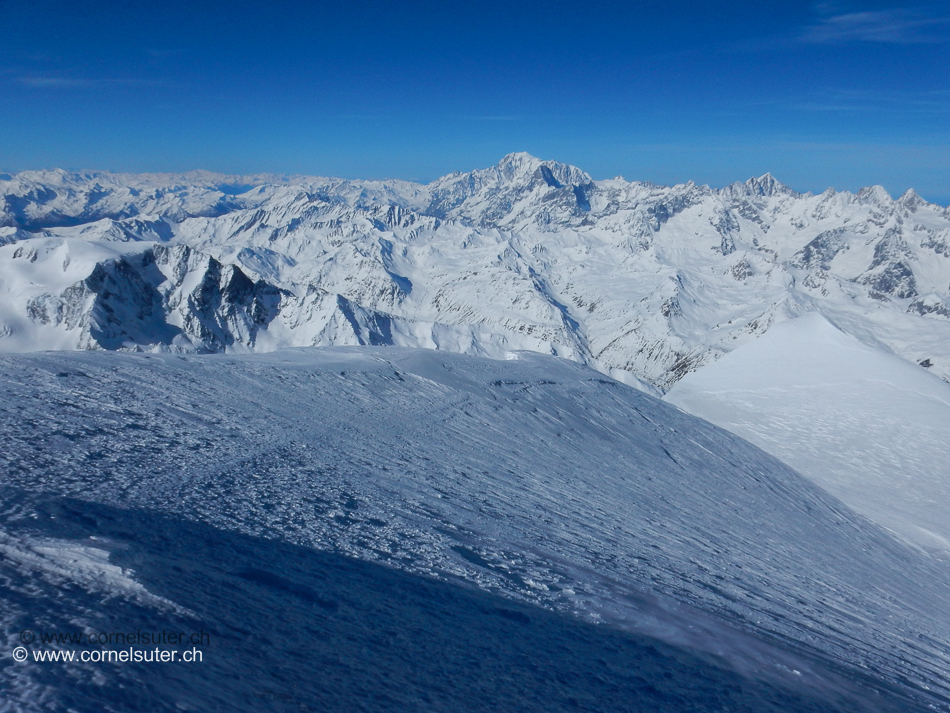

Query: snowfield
left=667, top=313, right=950, bottom=555
left=1, top=347, right=949, bottom=711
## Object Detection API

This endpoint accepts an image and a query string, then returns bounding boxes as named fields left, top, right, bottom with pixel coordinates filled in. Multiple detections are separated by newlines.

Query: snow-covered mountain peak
left=495, top=150, right=543, bottom=175
left=418, top=153, right=593, bottom=226
left=492, top=151, right=592, bottom=186
left=737, top=172, right=796, bottom=198
left=441, top=151, right=593, bottom=194
left=856, top=184, right=894, bottom=205
left=897, top=187, right=926, bottom=211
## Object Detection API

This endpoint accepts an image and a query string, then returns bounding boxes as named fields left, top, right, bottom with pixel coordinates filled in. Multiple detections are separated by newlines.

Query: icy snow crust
left=3, top=153, right=950, bottom=389
left=1, top=347, right=949, bottom=711
left=667, top=313, right=950, bottom=554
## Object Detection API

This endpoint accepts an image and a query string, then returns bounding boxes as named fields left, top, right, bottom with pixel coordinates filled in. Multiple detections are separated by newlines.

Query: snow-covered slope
left=3, top=154, right=950, bottom=390
left=2, top=348, right=949, bottom=711
left=666, top=312, right=950, bottom=555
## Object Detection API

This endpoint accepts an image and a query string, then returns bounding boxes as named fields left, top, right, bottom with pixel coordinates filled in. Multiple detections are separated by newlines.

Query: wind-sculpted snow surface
left=1, top=348, right=949, bottom=711
left=3, top=154, right=950, bottom=388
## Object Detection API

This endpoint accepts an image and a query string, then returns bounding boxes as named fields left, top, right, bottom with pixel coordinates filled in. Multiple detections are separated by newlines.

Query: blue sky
left=1, top=0, right=948, bottom=202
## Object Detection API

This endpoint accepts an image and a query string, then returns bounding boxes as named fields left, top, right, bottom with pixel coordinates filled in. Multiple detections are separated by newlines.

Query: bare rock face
left=3, top=154, right=950, bottom=387
left=25, top=245, right=287, bottom=352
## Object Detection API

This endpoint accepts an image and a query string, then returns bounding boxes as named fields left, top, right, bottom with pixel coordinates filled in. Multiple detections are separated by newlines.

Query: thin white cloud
left=802, top=7, right=950, bottom=44
left=731, top=87, right=950, bottom=114
left=13, top=75, right=177, bottom=89
left=146, top=49, right=188, bottom=59
left=459, top=115, right=525, bottom=122
left=15, top=76, right=103, bottom=88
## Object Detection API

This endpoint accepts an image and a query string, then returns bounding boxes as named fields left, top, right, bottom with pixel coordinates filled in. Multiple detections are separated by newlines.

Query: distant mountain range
left=3, top=153, right=949, bottom=389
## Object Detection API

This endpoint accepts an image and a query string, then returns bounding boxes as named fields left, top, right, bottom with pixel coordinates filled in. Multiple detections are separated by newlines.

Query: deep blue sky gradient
left=1, top=0, right=949, bottom=202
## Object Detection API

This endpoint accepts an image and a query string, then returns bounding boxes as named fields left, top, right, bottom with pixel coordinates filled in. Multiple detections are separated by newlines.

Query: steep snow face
left=1, top=348, right=949, bottom=710
left=2, top=155, right=950, bottom=388
left=666, top=313, right=950, bottom=555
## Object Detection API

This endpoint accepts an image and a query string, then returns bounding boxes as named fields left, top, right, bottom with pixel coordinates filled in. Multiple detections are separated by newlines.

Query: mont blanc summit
left=3, top=153, right=949, bottom=389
